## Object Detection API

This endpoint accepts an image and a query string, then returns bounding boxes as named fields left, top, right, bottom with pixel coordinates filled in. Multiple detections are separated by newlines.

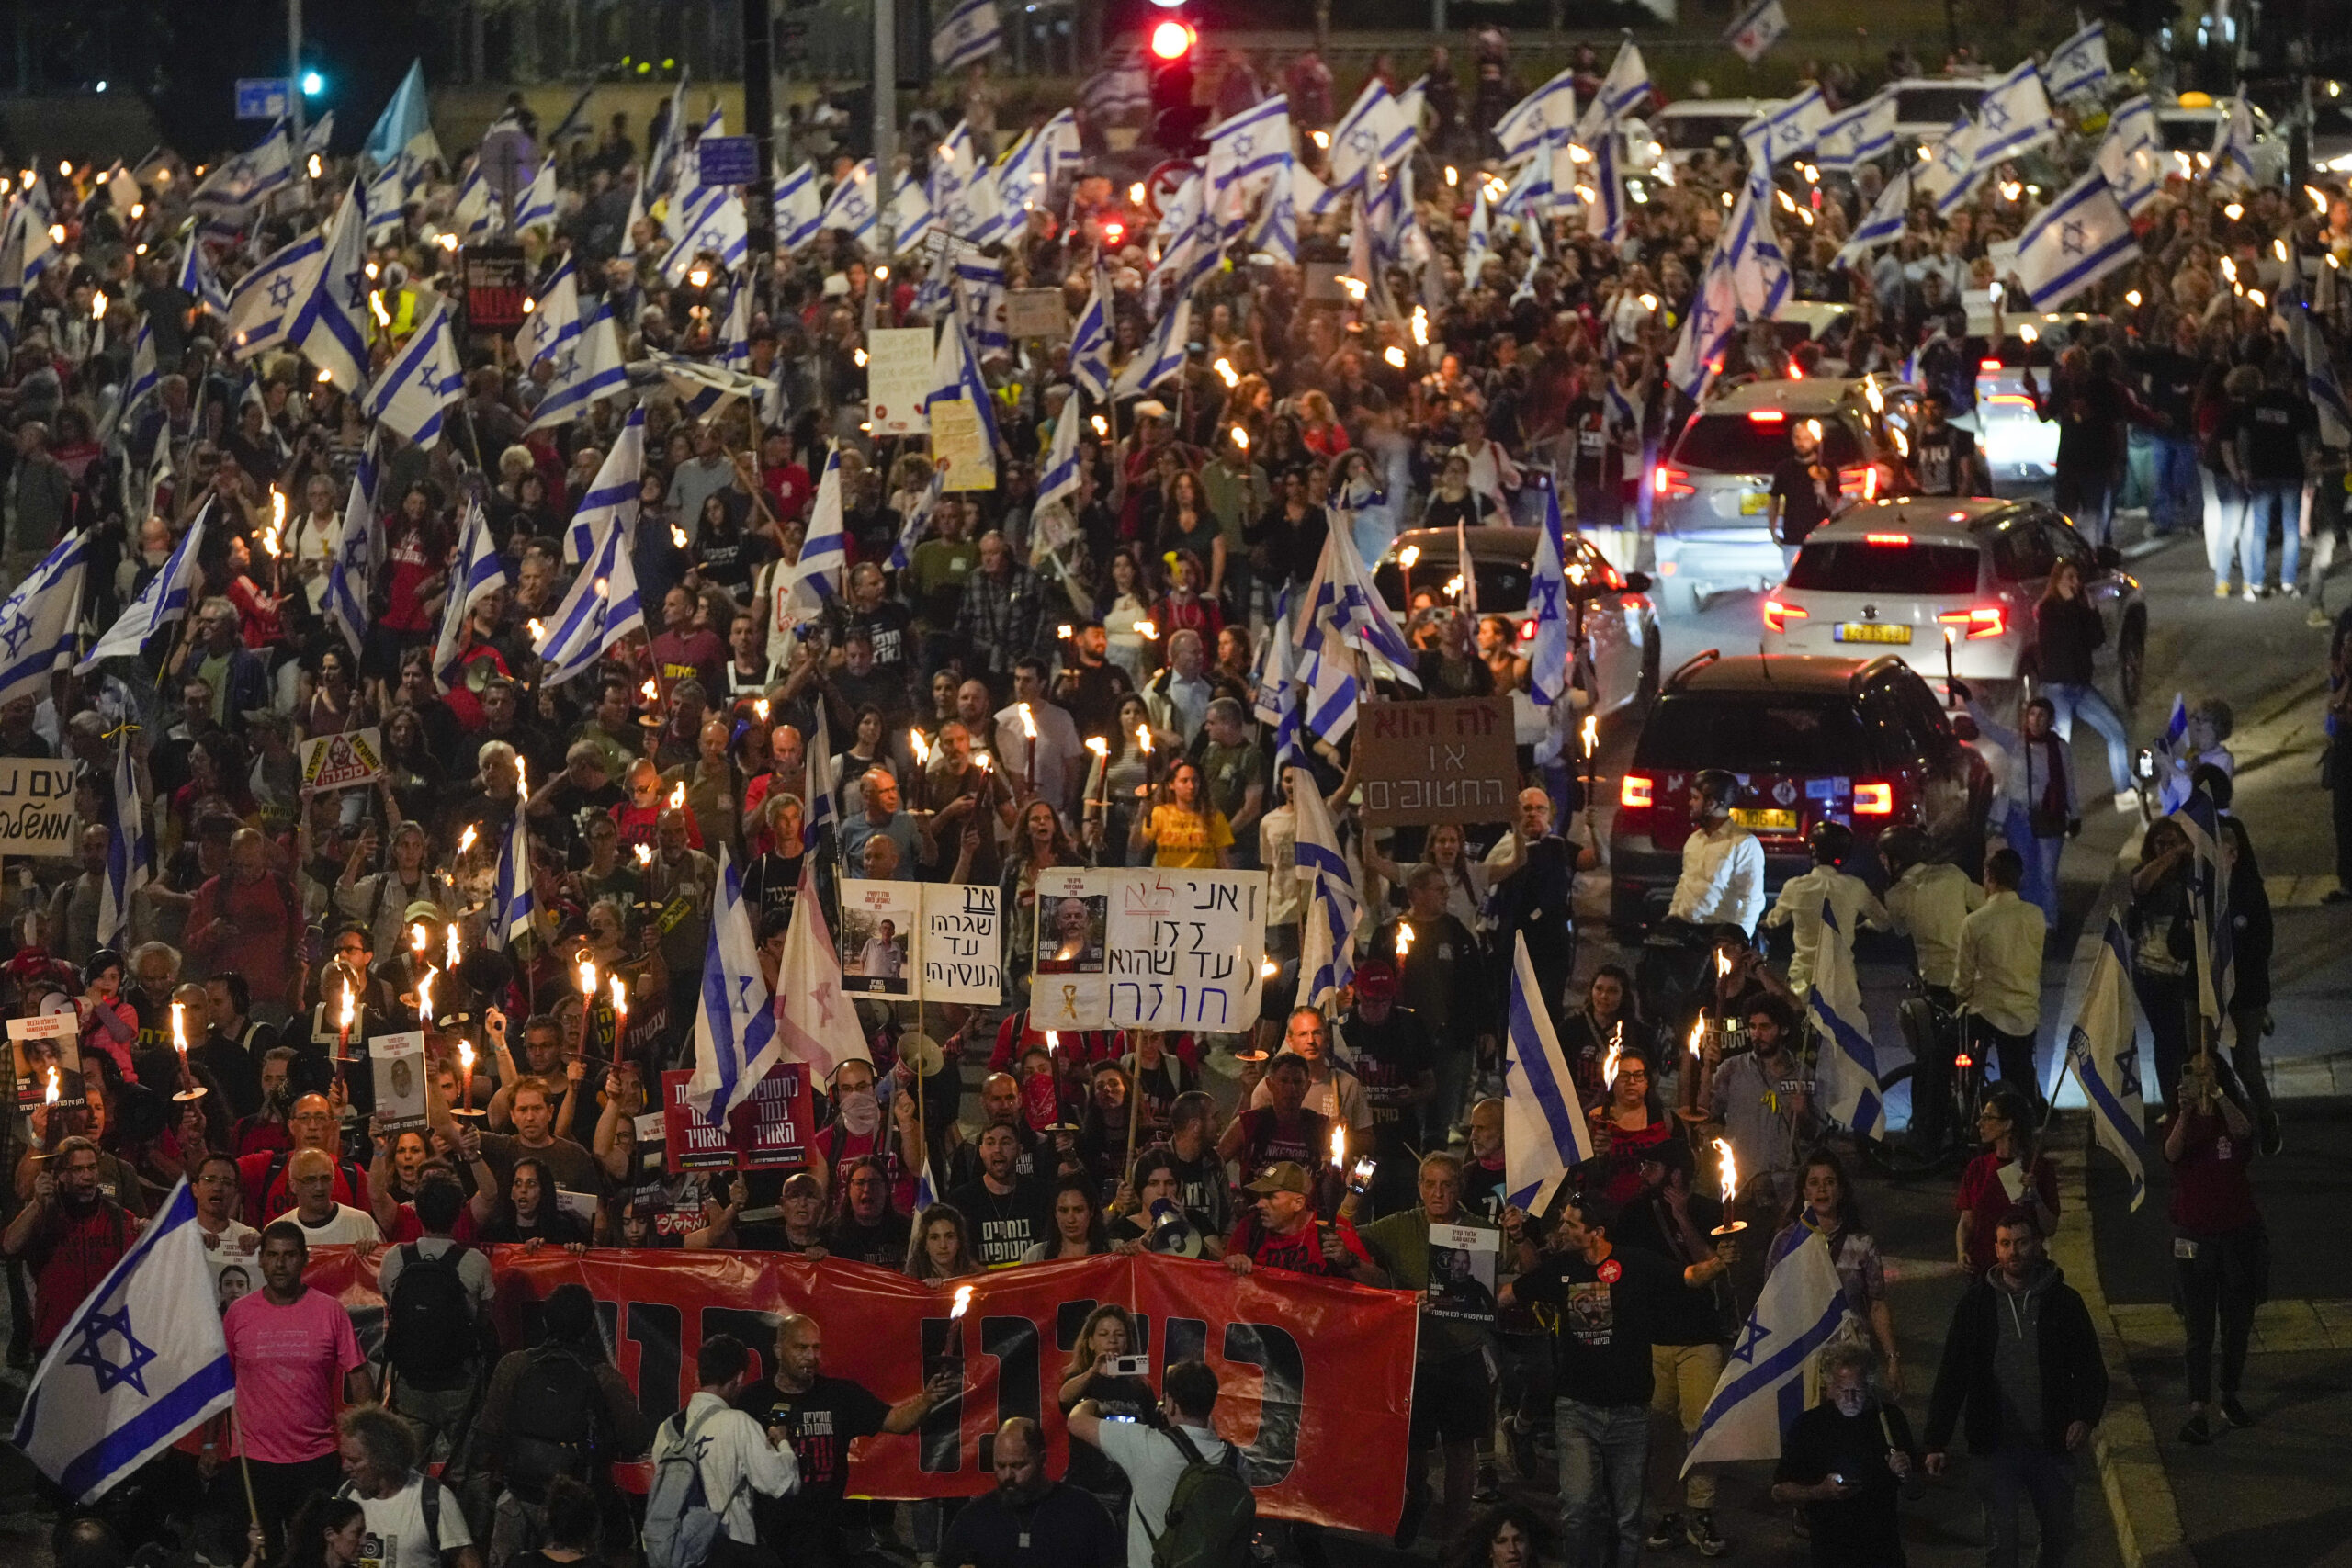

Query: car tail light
left=1853, top=780, right=1894, bottom=815
left=1838, top=465, right=1880, bottom=500
left=1938, top=605, right=2007, bottom=639
left=1979, top=358, right=2003, bottom=372
left=1621, top=773, right=1655, bottom=810
left=1863, top=533, right=1910, bottom=546
left=1762, top=599, right=1809, bottom=633
left=1984, top=392, right=2035, bottom=406
left=1747, top=409, right=1787, bottom=423
left=1652, top=465, right=1696, bottom=499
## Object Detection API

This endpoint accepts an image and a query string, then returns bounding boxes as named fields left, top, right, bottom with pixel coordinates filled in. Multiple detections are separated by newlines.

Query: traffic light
left=1146, top=12, right=1208, bottom=156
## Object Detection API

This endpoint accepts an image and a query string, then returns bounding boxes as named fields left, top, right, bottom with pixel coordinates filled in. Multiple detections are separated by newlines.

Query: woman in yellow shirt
left=1128, top=760, right=1234, bottom=869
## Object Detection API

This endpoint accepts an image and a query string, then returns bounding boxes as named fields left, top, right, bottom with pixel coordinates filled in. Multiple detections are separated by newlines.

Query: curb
left=2051, top=1127, right=2197, bottom=1568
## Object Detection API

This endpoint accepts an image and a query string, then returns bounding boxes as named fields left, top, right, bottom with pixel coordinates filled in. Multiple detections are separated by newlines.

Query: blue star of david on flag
left=64, top=1304, right=158, bottom=1396
left=266, top=273, right=297, bottom=309
left=0, top=609, right=32, bottom=658
left=2062, top=220, right=2087, bottom=256
left=1981, top=99, right=2010, bottom=131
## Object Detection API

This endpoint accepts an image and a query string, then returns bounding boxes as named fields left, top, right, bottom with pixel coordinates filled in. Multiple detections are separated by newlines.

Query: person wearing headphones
left=1667, top=770, right=1767, bottom=935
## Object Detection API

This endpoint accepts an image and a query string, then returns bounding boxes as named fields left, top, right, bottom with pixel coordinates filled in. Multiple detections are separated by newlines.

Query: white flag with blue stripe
left=1503, top=931, right=1595, bottom=1218
left=527, top=303, right=628, bottom=430
left=2213, top=98, right=2259, bottom=189
left=887, top=468, right=944, bottom=574
left=1070, top=263, right=1113, bottom=400
left=361, top=296, right=463, bottom=446
left=1723, top=0, right=1789, bottom=62
left=80, top=505, right=208, bottom=673
left=1110, top=296, right=1191, bottom=400
left=513, top=156, right=560, bottom=232
left=2097, top=96, right=2162, bottom=216
left=288, top=181, right=373, bottom=392
left=932, top=0, right=1002, bottom=72
left=1294, top=768, right=1360, bottom=1009
left=486, top=772, right=535, bottom=952
left=775, top=162, right=823, bottom=250
left=1834, top=166, right=1912, bottom=267
left=322, top=440, right=380, bottom=659
left=1683, top=1231, right=1851, bottom=1470
left=97, top=721, right=148, bottom=954
left=12, top=1179, right=234, bottom=1502
left=2044, top=20, right=2110, bottom=101
left=1295, top=511, right=1419, bottom=685
left=2151, top=691, right=2191, bottom=814
left=1296, top=603, right=1360, bottom=742
left=687, top=846, right=785, bottom=1119
left=1574, top=41, right=1652, bottom=147
left=1208, top=94, right=1292, bottom=201
left=1968, top=60, right=2060, bottom=167
left=2012, top=171, right=2140, bottom=310
left=1250, top=586, right=1296, bottom=734
left=1813, top=91, right=1897, bottom=171
left=222, top=227, right=325, bottom=359
left=432, top=497, right=511, bottom=691
left=516, top=255, right=582, bottom=371
left=1806, top=898, right=1887, bottom=1140
left=1525, top=485, right=1573, bottom=708
left=363, top=157, right=408, bottom=243
left=121, top=319, right=160, bottom=416
left=534, top=502, right=647, bottom=687
left=803, top=700, right=837, bottom=852
left=1724, top=171, right=1792, bottom=320
left=175, top=239, right=230, bottom=319
left=1329, top=80, right=1415, bottom=191
left=929, top=306, right=1002, bottom=483
left=1916, top=116, right=1984, bottom=216
left=1493, top=66, right=1577, bottom=164
left=780, top=446, right=849, bottom=633
left=1584, top=129, right=1626, bottom=244
left=0, top=531, right=88, bottom=707
left=1741, top=85, right=1830, bottom=168
left=1035, top=396, right=1083, bottom=510
left=2283, top=295, right=2352, bottom=448
left=2064, top=909, right=2145, bottom=1210
left=2172, top=784, right=2236, bottom=1056
left=817, top=162, right=879, bottom=246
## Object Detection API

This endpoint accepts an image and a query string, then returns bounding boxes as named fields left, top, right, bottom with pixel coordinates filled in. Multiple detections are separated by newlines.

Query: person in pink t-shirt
left=221, top=1221, right=375, bottom=1558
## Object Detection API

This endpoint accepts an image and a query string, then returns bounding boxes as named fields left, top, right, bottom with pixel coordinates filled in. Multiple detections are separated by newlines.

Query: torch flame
left=671, top=525, right=688, bottom=549
left=340, top=984, right=356, bottom=1032
left=528, top=618, right=548, bottom=642
left=1261, top=959, right=1279, bottom=977
left=642, top=679, right=660, bottom=705
left=667, top=782, right=686, bottom=811
left=634, top=843, right=654, bottom=866
left=45, top=1066, right=60, bottom=1105
left=1085, top=736, right=1108, bottom=758
left=171, top=1001, right=187, bottom=1052
left=457, top=824, right=479, bottom=857
left=1581, top=715, right=1599, bottom=757
left=1135, top=619, right=1159, bottom=640
left=610, top=976, right=628, bottom=1017
left=417, top=971, right=435, bottom=1025
left=579, top=959, right=598, bottom=998
left=1044, top=1031, right=1059, bottom=1055
left=1231, top=426, right=1250, bottom=451
left=1136, top=724, right=1153, bottom=756
left=950, top=1283, right=974, bottom=1319
left=1715, top=949, right=1732, bottom=978
left=1602, top=1041, right=1623, bottom=1089
left=1395, top=922, right=1415, bottom=960
left=1018, top=703, right=1037, bottom=740
left=1687, top=1016, right=1704, bottom=1058
left=446, top=924, right=461, bottom=970
left=458, top=1038, right=475, bottom=1073
left=753, top=698, right=771, bottom=722
left=910, top=731, right=933, bottom=766
left=1713, top=1138, right=1739, bottom=1206
left=1329, top=1123, right=1347, bottom=1168
left=411, top=923, right=430, bottom=954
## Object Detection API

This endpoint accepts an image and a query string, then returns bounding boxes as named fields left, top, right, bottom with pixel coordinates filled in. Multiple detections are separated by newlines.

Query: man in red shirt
left=1, top=1136, right=141, bottom=1353
left=760, top=429, right=813, bottom=523
left=186, top=828, right=302, bottom=1020
left=240, top=1093, right=373, bottom=1218
left=648, top=585, right=727, bottom=699
left=1223, top=1161, right=1385, bottom=1282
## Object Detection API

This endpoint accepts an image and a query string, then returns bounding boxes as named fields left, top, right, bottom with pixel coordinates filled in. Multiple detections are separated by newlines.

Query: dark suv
left=1609, top=651, right=1983, bottom=931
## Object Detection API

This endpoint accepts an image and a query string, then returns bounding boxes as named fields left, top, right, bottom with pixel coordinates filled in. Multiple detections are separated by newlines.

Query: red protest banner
left=657, top=1066, right=813, bottom=1173
left=300, top=1248, right=1415, bottom=1534
left=660, top=1070, right=738, bottom=1171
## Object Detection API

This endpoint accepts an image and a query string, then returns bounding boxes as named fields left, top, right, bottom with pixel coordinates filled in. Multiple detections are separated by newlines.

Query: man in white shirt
left=1952, top=847, right=2049, bottom=1121
left=1068, top=1359, right=1239, bottom=1568
left=193, top=1151, right=260, bottom=1308
left=995, top=657, right=1088, bottom=815
left=1242, top=1007, right=1374, bottom=1135
left=1667, top=771, right=1766, bottom=933
left=269, top=1147, right=383, bottom=1247
left=650, top=1334, right=801, bottom=1562
left=1762, top=822, right=1889, bottom=998
left=335, top=1405, right=479, bottom=1568
left=1878, top=828, right=1984, bottom=1004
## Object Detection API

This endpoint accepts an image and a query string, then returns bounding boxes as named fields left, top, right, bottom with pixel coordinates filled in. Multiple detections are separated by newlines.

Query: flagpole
left=232, top=1396, right=266, bottom=1561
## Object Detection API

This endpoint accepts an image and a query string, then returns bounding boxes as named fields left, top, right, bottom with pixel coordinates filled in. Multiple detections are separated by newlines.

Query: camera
left=1108, top=1353, right=1151, bottom=1378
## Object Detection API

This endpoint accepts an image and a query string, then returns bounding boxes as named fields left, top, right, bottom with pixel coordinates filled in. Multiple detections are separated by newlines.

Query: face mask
left=836, top=1089, right=881, bottom=1136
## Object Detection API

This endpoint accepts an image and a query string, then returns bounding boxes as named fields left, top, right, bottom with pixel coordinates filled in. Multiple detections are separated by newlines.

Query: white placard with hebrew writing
left=1028, top=868, right=1110, bottom=1030
left=867, top=327, right=933, bottom=435
left=920, top=883, right=1003, bottom=1003
left=1102, top=870, right=1266, bottom=1033
left=0, top=758, right=77, bottom=856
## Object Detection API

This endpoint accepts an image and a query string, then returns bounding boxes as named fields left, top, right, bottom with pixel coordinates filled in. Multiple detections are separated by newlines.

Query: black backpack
left=383, top=1244, right=478, bottom=1390
left=504, top=1346, right=610, bottom=1503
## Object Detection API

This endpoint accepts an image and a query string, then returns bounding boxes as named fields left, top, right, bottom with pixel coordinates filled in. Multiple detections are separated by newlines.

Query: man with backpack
left=337, top=1404, right=480, bottom=1568
left=378, top=1177, right=493, bottom=1471
left=1067, top=1359, right=1255, bottom=1568
left=941, top=1417, right=1122, bottom=1568
left=645, top=1334, right=800, bottom=1568
left=475, top=1283, right=650, bottom=1566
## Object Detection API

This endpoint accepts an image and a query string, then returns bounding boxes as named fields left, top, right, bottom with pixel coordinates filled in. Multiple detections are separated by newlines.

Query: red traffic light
left=1148, top=19, right=1194, bottom=60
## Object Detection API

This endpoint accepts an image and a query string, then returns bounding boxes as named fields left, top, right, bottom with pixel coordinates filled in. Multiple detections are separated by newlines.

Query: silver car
left=1649, top=377, right=1915, bottom=615
left=1957, top=310, right=2109, bottom=487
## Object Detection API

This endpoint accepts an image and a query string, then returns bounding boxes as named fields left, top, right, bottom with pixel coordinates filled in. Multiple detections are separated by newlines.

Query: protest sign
left=919, top=883, right=1001, bottom=1002
left=931, top=397, right=994, bottom=491
left=1354, top=698, right=1518, bottom=825
left=661, top=1069, right=741, bottom=1172
left=1004, top=288, right=1069, bottom=339
left=1028, top=870, right=1267, bottom=1031
left=0, top=759, right=77, bottom=856
left=733, top=1062, right=812, bottom=1168
left=368, top=1031, right=428, bottom=1134
left=840, top=879, right=918, bottom=998
left=867, top=327, right=933, bottom=435
left=9, top=1012, right=77, bottom=1110
left=1425, top=1222, right=1501, bottom=1324
left=299, top=728, right=386, bottom=793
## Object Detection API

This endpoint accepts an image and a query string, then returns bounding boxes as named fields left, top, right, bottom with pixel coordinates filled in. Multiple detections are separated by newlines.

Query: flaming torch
left=1711, top=1138, right=1748, bottom=1236
left=458, top=1039, right=477, bottom=1118
left=171, top=1002, right=206, bottom=1101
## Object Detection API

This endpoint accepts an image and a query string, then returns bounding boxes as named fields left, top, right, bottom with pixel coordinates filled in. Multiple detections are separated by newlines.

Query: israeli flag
left=684, top=846, right=783, bottom=1119
left=2012, top=171, right=2140, bottom=310
left=1295, top=771, right=1361, bottom=1010
left=321, top=442, right=379, bottom=660
left=431, top=498, right=511, bottom=691
left=2172, top=784, right=2237, bottom=1055
left=803, top=700, right=837, bottom=852
left=222, top=225, right=326, bottom=359
left=2098, top=96, right=2162, bottom=216
left=1329, top=79, right=1415, bottom=191
left=299, top=186, right=385, bottom=392
left=1917, top=116, right=1984, bottom=217
left=913, top=1153, right=940, bottom=1214
left=1248, top=157, right=1317, bottom=265
left=1296, top=512, right=1420, bottom=684
left=1523, top=485, right=1574, bottom=708
left=485, top=773, right=535, bottom=952
left=2214, top=98, right=2259, bottom=188
left=1723, top=0, right=1789, bottom=62
left=2151, top=692, right=2191, bottom=814
left=784, top=446, right=850, bottom=623
left=1497, top=138, right=1555, bottom=220
left=175, top=239, right=229, bottom=319
left=1668, top=245, right=1739, bottom=401
left=1683, top=1232, right=1851, bottom=1470
left=534, top=500, right=647, bottom=688
left=564, top=403, right=645, bottom=567
left=931, top=0, right=1002, bottom=73
left=79, top=503, right=208, bottom=674
left=2065, top=911, right=2145, bottom=1210
left=929, top=306, right=1002, bottom=482
left=661, top=184, right=750, bottom=286
left=1494, top=66, right=1577, bottom=164
left=1110, top=296, right=1192, bottom=400
left=1834, top=166, right=1912, bottom=267
left=1296, top=602, right=1361, bottom=742
left=775, top=162, right=824, bottom=250
left=1035, top=397, right=1084, bottom=510
left=2045, top=20, right=2110, bottom=101
left=1806, top=900, right=1887, bottom=1139
left=1575, top=41, right=1653, bottom=147
left=2283, top=296, right=2352, bottom=448
left=816, top=161, right=879, bottom=245
left=526, top=303, right=629, bottom=430
left=646, top=76, right=692, bottom=195
left=12, top=1180, right=235, bottom=1503
left=1208, top=94, right=1293, bottom=200
left=888, top=467, right=944, bottom=573
left=1741, top=85, right=1830, bottom=168
left=0, top=532, right=86, bottom=709
left=363, top=156, right=409, bottom=243
left=1503, top=931, right=1595, bottom=1216
left=717, top=280, right=752, bottom=372
left=1813, top=91, right=1897, bottom=171
left=503, top=155, right=554, bottom=233
left=1723, top=171, right=1792, bottom=319
left=450, top=164, right=501, bottom=240
left=1585, top=128, right=1626, bottom=244
left=515, top=254, right=582, bottom=371
left=953, top=249, right=1010, bottom=355
left=119, top=317, right=160, bottom=419
left=1969, top=60, right=2060, bottom=167
left=361, top=296, right=463, bottom=446
left=1251, top=586, right=1299, bottom=762
left=97, top=720, right=148, bottom=954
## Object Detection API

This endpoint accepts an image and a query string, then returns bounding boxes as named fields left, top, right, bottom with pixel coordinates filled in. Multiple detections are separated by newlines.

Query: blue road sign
left=235, top=78, right=291, bottom=121
left=696, top=135, right=760, bottom=186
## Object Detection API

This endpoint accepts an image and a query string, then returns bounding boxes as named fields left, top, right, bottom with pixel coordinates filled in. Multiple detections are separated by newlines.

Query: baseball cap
left=1243, top=1160, right=1312, bottom=1196
left=403, top=900, right=446, bottom=926
left=1132, top=399, right=1169, bottom=421
left=1354, top=957, right=1398, bottom=999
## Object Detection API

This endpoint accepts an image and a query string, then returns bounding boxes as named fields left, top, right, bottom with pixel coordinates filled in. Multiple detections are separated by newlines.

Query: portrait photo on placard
left=839, top=897, right=915, bottom=997
left=1033, top=891, right=1108, bottom=975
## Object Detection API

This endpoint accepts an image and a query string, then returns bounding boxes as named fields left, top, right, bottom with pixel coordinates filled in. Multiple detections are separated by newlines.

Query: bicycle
left=1868, top=984, right=1987, bottom=1179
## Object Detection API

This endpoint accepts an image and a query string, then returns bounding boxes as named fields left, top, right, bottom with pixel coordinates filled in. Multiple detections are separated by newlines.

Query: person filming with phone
left=1770, top=1343, right=1921, bottom=1566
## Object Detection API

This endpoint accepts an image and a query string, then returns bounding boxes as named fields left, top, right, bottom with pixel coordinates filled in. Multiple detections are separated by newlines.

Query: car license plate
left=1730, top=807, right=1799, bottom=831
left=1836, top=623, right=1912, bottom=644
left=1740, top=493, right=1770, bottom=515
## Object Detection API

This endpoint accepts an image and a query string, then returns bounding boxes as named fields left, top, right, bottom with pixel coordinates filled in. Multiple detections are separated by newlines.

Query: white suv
left=1758, top=496, right=2147, bottom=708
